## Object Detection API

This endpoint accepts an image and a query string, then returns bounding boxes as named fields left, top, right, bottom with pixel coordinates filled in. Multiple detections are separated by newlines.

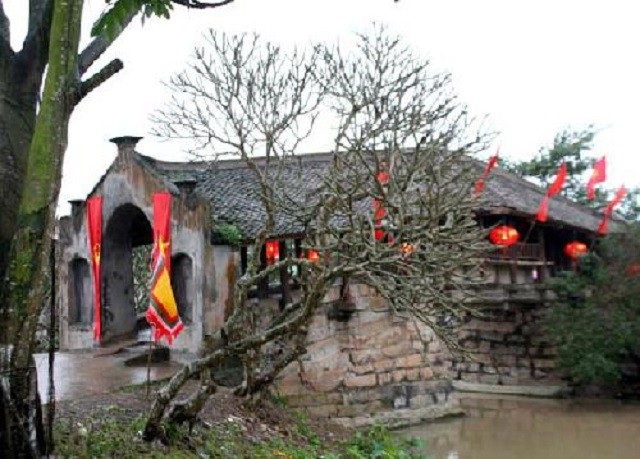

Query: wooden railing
left=486, top=242, right=545, bottom=262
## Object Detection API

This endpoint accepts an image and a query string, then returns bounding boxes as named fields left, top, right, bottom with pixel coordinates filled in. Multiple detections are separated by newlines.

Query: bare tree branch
left=78, top=9, right=136, bottom=75
left=15, top=0, right=53, bottom=78
left=145, top=27, right=489, bottom=441
left=77, top=58, right=124, bottom=103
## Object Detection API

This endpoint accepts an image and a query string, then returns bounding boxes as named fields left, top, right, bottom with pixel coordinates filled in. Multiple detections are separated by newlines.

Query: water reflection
left=34, top=352, right=181, bottom=402
left=399, top=394, right=640, bottom=459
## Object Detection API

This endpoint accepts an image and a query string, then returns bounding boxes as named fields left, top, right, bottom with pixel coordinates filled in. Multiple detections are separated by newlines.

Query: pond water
left=399, top=394, right=640, bottom=459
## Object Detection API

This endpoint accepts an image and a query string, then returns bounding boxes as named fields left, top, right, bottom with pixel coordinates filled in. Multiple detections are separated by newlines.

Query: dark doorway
left=69, top=257, right=92, bottom=325
left=101, top=204, right=153, bottom=343
left=171, top=253, right=193, bottom=324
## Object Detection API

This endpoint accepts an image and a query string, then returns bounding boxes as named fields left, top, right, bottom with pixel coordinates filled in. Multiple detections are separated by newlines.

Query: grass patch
left=54, top=406, right=426, bottom=458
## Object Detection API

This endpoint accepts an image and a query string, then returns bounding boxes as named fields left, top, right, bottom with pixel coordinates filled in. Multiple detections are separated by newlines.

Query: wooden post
left=258, top=245, right=269, bottom=298
left=537, top=228, right=547, bottom=283
left=47, top=239, right=56, bottom=453
left=279, top=240, right=290, bottom=309
left=146, top=339, right=153, bottom=398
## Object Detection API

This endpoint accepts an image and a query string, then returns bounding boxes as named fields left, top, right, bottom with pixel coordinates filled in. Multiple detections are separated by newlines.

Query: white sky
left=5, top=0, right=640, bottom=215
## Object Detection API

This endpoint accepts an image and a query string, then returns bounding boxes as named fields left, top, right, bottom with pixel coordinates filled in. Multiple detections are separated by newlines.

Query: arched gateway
left=58, top=137, right=220, bottom=352
left=101, top=203, right=152, bottom=343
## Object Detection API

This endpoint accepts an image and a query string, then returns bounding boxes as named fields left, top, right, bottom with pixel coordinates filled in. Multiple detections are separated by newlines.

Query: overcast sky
left=6, top=0, right=640, bottom=215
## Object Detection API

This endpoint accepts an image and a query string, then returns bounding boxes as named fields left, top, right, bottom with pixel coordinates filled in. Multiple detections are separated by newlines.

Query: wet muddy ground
left=34, top=351, right=181, bottom=402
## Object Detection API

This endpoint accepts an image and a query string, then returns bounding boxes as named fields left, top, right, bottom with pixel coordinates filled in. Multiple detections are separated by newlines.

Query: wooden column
left=279, top=240, right=290, bottom=309
left=538, top=228, right=548, bottom=283
left=258, top=245, right=269, bottom=298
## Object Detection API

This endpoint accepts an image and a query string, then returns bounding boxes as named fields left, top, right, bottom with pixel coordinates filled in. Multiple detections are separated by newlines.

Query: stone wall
left=274, top=283, right=461, bottom=428
left=450, top=265, right=563, bottom=388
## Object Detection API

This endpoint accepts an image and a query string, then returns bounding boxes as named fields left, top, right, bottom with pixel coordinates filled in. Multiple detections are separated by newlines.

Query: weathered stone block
left=345, top=374, right=377, bottom=388
left=377, top=372, right=392, bottom=385
left=373, top=358, right=395, bottom=372
left=397, top=353, right=423, bottom=369
left=353, top=363, right=375, bottom=374
left=300, top=368, right=345, bottom=392
left=351, top=349, right=376, bottom=365
left=392, top=370, right=407, bottom=382
left=478, top=374, right=500, bottom=384
left=406, top=368, right=422, bottom=381
left=306, top=404, right=338, bottom=417
left=381, top=343, right=412, bottom=358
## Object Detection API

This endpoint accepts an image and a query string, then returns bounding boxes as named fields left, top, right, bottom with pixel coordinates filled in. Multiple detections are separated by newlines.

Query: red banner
left=536, top=163, right=567, bottom=222
left=146, top=192, right=183, bottom=344
left=474, top=153, right=499, bottom=196
left=86, top=196, right=102, bottom=344
left=587, top=156, right=606, bottom=201
left=598, top=186, right=627, bottom=235
left=374, top=166, right=389, bottom=241
left=151, top=192, right=172, bottom=274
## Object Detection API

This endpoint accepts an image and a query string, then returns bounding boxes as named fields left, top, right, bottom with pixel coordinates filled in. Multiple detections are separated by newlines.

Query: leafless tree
left=144, top=27, right=488, bottom=440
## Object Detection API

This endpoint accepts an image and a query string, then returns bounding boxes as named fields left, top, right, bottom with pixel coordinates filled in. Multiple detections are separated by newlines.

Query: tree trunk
left=0, top=0, right=53, bottom=286
left=0, top=61, right=42, bottom=290
left=2, top=0, right=84, bottom=455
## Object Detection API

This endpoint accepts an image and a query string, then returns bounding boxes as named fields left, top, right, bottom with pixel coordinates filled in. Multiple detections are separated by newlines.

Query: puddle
left=34, top=352, right=182, bottom=402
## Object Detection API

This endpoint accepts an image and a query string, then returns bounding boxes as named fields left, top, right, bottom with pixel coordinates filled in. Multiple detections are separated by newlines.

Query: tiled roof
left=477, top=161, right=609, bottom=233
left=134, top=152, right=615, bottom=240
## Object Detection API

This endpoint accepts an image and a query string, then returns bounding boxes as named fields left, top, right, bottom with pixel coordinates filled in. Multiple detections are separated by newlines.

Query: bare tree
left=144, top=27, right=487, bottom=440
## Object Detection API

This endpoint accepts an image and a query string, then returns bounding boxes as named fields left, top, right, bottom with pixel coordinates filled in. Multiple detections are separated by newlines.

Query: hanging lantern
left=489, top=225, right=519, bottom=247
left=265, top=240, right=279, bottom=264
left=307, top=249, right=320, bottom=263
left=400, top=242, right=415, bottom=256
left=626, top=264, right=640, bottom=276
left=564, top=241, right=587, bottom=261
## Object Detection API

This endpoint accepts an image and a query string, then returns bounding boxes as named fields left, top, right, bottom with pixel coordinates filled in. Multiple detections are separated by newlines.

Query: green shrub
left=547, top=225, right=640, bottom=386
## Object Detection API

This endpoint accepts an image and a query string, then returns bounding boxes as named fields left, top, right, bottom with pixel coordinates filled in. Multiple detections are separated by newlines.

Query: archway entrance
left=101, top=203, right=153, bottom=344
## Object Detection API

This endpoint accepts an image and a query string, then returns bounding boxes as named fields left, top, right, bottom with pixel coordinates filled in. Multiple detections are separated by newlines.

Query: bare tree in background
left=144, top=27, right=487, bottom=440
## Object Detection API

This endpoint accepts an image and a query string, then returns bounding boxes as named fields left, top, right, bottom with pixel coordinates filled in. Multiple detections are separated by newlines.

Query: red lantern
left=307, top=249, right=320, bottom=263
left=400, top=242, right=414, bottom=256
left=265, top=240, right=279, bottom=264
left=564, top=241, right=587, bottom=261
left=626, top=264, right=640, bottom=276
left=489, top=225, right=519, bottom=247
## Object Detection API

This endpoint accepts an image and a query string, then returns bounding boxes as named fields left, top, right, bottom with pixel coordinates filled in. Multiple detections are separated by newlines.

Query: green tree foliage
left=547, top=225, right=640, bottom=386
left=132, top=244, right=152, bottom=313
left=92, top=0, right=211, bottom=38
left=505, top=127, right=640, bottom=220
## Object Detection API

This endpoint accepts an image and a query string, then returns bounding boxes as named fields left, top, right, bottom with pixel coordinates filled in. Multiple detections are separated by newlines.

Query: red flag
left=374, top=165, right=389, bottom=241
left=586, top=156, right=606, bottom=201
left=547, top=163, right=567, bottom=197
left=474, top=152, right=500, bottom=196
left=86, top=197, right=102, bottom=344
left=151, top=192, right=172, bottom=274
left=146, top=192, right=184, bottom=344
left=536, top=163, right=567, bottom=222
left=598, top=186, right=627, bottom=235
left=536, top=196, right=551, bottom=223
left=146, top=252, right=184, bottom=344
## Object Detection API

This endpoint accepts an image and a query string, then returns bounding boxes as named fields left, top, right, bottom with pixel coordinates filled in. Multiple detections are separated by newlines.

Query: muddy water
left=34, top=352, right=181, bottom=402
left=399, top=394, right=640, bottom=459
